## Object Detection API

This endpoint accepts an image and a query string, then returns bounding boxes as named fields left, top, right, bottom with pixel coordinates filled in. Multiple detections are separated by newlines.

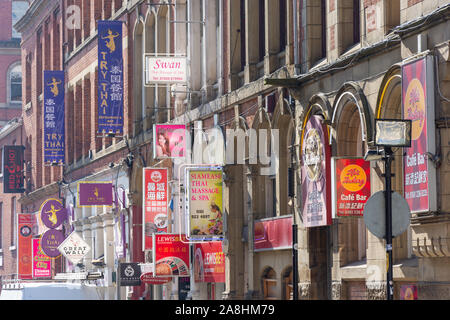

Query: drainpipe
left=292, top=0, right=299, bottom=75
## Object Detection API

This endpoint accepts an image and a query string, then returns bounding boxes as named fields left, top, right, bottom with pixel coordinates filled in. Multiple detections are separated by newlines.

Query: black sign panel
left=3, top=146, right=25, bottom=194
left=119, top=262, right=141, bottom=286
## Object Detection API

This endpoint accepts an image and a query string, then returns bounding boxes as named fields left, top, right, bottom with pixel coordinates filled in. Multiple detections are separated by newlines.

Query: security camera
left=364, top=148, right=384, bottom=161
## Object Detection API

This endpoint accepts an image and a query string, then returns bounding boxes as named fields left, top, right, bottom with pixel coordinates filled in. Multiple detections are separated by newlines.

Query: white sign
left=58, top=231, right=91, bottom=265
left=145, top=56, right=187, bottom=85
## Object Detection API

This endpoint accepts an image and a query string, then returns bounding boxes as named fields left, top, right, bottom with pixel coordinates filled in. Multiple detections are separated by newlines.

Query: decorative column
left=102, top=212, right=116, bottom=300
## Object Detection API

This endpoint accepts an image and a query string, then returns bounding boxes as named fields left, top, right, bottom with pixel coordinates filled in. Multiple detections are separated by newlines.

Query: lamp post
left=373, top=119, right=412, bottom=301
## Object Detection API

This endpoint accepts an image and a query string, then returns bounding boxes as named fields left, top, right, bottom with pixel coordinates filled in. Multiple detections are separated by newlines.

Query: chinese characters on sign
left=143, top=168, right=169, bottom=250
left=2, top=145, right=25, bottom=193
left=301, top=115, right=332, bottom=227
left=335, top=158, right=371, bottom=217
left=153, top=234, right=190, bottom=277
left=33, top=238, right=51, bottom=278
left=18, top=214, right=33, bottom=279
left=43, top=70, right=65, bottom=164
left=98, top=20, right=124, bottom=135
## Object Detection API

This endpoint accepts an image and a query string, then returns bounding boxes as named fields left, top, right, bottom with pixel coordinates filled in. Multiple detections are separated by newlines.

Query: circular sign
left=363, top=191, right=411, bottom=239
left=140, top=273, right=171, bottom=285
left=405, top=78, right=426, bottom=141
left=20, top=225, right=32, bottom=237
left=303, top=128, right=323, bottom=181
left=40, top=229, right=65, bottom=258
left=340, top=164, right=367, bottom=192
left=40, top=199, right=66, bottom=229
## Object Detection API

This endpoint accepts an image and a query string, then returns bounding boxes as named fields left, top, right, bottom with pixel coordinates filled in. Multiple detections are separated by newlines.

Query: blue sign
left=43, top=70, right=65, bottom=164
left=98, top=20, right=124, bottom=135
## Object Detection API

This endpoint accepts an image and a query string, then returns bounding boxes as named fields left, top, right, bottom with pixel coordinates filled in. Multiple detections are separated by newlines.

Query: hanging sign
left=186, top=167, right=224, bottom=240
left=194, top=242, right=225, bottom=283
left=145, top=56, right=188, bottom=85
left=402, top=55, right=437, bottom=213
left=153, top=124, right=187, bottom=158
left=32, top=238, right=52, bottom=278
left=58, top=231, right=91, bottom=265
left=40, top=198, right=67, bottom=230
left=18, top=214, right=33, bottom=279
left=153, top=234, right=190, bottom=277
left=119, top=262, right=142, bottom=286
left=301, top=115, right=332, bottom=227
left=2, top=145, right=25, bottom=194
left=43, top=70, right=65, bottom=164
left=335, top=158, right=371, bottom=217
left=98, top=20, right=124, bottom=135
left=143, top=168, right=169, bottom=250
left=77, top=181, right=113, bottom=207
left=40, top=229, right=65, bottom=258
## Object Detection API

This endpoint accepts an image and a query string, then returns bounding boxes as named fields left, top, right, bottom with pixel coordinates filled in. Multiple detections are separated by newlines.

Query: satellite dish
left=363, top=191, right=411, bottom=239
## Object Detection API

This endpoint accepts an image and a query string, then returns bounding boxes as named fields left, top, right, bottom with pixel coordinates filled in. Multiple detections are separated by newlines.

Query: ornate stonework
left=331, top=281, right=342, bottom=300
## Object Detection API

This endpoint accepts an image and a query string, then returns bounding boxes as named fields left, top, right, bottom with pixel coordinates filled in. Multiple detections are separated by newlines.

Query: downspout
left=292, top=0, right=299, bottom=76
left=218, top=0, right=223, bottom=97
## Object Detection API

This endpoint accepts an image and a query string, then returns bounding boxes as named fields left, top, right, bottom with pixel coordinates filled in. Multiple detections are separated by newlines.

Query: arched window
left=262, top=267, right=277, bottom=300
left=8, top=63, right=22, bottom=104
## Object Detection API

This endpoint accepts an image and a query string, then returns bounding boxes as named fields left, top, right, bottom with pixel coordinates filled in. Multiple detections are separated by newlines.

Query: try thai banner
left=153, top=234, right=190, bottom=277
left=402, top=56, right=437, bottom=213
left=18, top=214, right=33, bottom=279
left=2, top=145, right=25, bottom=193
left=43, top=70, right=65, bottom=164
left=194, top=242, right=225, bottom=283
left=335, top=158, right=371, bottom=217
left=301, top=115, right=332, bottom=227
left=153, top=124, right=187, bottom=158
left=32, top=238, right=51, bottom=278
left=186, top=167, right=224, bottom=240
left=98, top=20, right=124, bottom=135
left=143, top=168, right=169, bottom=250
left=77, top=182, right=113, bottom=207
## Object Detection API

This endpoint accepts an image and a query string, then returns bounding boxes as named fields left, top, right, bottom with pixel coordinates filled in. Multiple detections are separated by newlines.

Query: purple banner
left=77, top=182, right=114, bottom=207
left=98, top=20, right=123, bottom=135
left=44, top=71, right=65, bottom=164
left=40, top=198, right=67, bottom=229
left=2, top=145, right=25, bottom=193
left=40, top=229, right=64, bottom=258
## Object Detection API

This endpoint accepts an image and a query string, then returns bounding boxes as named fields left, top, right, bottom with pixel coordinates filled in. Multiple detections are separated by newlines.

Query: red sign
left=153, top=234, right=190, bottom=277
left=18, top=214, right=33, bottom=279
left=140, top=272, right=171, bottom=285
left=3, top=145, right=25, bottom=193
left=301, top=115, right=332, bottom=227
left=402, top=56, right=435, bottom=213
left=400, top=284, right=418, bottom=300
left=194, top=242, right=225, bottom=283
left=143, top=168, right=169, bottom=250
left=254, top=216, right=293, bottom=251
left=335, top=158, right=371, bottom=217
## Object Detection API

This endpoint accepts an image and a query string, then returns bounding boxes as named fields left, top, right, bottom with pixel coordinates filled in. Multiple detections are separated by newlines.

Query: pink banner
left=194, top=242, right=225, bottom=283
left=153, top=124, right=186, bottom=158
left=32, top=238, right=51, bottom=278
left=254, top=216, right=293, bottom=251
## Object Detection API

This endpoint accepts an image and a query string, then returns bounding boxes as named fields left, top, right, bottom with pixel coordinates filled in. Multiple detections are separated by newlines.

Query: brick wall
left=0, top=0, right=12, bottom=41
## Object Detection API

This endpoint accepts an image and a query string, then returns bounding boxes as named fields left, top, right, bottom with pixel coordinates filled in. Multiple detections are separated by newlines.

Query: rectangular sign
left=301, top=115, right=332, bottom=227
left=77, top=182, right=113, bottom=207
left=145, top=56, right=187, bottom=85
left=18, top=214, right=33, bottom=279
left=43, top=70, right=65, bottom=164
left=254, top=216, right=293, bottom=251
left=98, top=20, right=124, bottom=135
left=402, top=56, right=437, bottom=213
left=153, top=234, right=190, bottom=277
left=3, top=145, right=25, bottom=193
left=335, top=158, right=371, bottom=217
left=400, top=284, right=418, bottom=300
left=32, top=238, right=51, bottom=278
left=186, top=167, right=224, bottom=240
left=153, top=124, right=187, bottom=158
left=194, top=242, right=225, bottom=283
left=119, top=262, right=142, bottom=286
left=143, top=168, right=169, bottom=251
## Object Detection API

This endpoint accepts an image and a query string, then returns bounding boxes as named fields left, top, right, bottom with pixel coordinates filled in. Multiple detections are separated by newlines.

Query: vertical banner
left=153, top=124, right=187, bottom=158
left=98, top=20, right=123, bottom=135
left=43, top=70, right=65, bottom=164
left=402, top=56, right=437, bottom=213
left=153, top=234, right=190, bottom=277
left=2, top=145, right=25, bottom=193
left=194, top=242, right=225, bottom=283
left=143, top=168, right=169, bottom=251
left=335, top=158, right=371, bottom=217
left=186, top=167, right=224, bottom=240
left=32, top=238, right=51, bottom=278
left=301, top=115, right=332, bottom=227
left=18, top=214, right=33, bottom=279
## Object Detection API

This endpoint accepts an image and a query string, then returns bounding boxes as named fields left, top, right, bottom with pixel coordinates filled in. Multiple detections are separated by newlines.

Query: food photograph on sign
left=335, top=158, right=371, bottom=217
left=153, top=234, right=190, bottom=277
left=153, top=124, right=186, bottom=158
left=186, top=168, right=224, bottom=240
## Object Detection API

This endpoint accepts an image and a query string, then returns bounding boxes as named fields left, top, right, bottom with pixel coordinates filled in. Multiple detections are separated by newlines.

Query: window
left=9, top=64, right=22, bottom=104
left=10, top=197, right=16, bottom=248
left=12, top=1, right=29, bottom=39
left=0, top=202, right=3, bottom=250
left=262, top=267, right=277, bottom=300
left=258, top=0, right=265, bottom=62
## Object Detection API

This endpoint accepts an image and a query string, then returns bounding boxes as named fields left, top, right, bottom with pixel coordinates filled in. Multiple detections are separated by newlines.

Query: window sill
left=341, top=42, right=362, bottom=58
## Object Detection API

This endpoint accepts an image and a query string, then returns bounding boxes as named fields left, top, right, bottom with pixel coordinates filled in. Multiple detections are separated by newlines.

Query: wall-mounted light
left=374, top=119, right=412, bottom=148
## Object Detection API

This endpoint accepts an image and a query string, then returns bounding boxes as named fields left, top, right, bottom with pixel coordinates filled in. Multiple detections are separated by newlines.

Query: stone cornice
left=18, top=182, right=60, bottom=206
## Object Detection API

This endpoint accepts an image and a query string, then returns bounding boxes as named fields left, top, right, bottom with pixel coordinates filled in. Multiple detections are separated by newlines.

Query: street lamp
left=372, top=118, right=411, bottom=300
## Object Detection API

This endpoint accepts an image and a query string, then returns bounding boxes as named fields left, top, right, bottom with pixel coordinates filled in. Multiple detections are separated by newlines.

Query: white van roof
left=0, top=282, right=102, bottom=300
